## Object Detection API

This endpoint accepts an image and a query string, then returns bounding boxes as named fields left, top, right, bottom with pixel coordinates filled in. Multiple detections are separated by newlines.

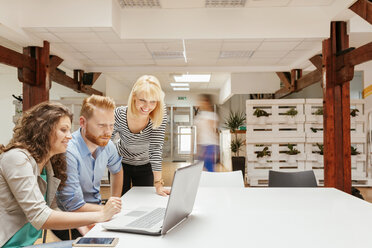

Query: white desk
left=86, top=187, right=372, bottom=248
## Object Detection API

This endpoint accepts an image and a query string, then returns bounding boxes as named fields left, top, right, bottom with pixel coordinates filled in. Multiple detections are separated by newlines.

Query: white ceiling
left=0, top=0, right=369, bottom=93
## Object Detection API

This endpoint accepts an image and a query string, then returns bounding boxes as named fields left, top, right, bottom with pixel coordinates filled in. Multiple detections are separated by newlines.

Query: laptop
left=102, top=161, right=203, bottom=236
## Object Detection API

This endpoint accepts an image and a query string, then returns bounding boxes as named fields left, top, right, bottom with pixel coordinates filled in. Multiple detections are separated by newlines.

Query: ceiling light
left=170, top=83, right=189, bottom=87
left=174, top=74, right=211, bottom=83
left=182, top=39, right=188, bottom=63
left=173, top=87, right=190, bottom=91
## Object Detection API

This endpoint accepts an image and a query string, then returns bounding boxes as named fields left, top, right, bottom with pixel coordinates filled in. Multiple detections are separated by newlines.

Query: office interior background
left=0, top=1, right=371, bottom=188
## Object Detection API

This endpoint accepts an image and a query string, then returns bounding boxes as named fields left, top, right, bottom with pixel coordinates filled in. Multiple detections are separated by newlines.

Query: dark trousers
left=122, top=162, right=154, bottom=195
left=51, top=229, right=82, bottom=241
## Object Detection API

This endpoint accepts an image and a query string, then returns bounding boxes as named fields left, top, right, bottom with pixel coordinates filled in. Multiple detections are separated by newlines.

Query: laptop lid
left=161, top=161, right=203, bottom=234
left=101, top=161, right=203, bottom=235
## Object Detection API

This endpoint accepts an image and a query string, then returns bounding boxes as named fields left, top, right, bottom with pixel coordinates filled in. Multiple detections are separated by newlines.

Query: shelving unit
left=246, top=98, right=370, bottom=186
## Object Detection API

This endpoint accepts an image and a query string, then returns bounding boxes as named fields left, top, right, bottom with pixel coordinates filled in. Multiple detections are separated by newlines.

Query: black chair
left=268, top=170, right=317, bottom=187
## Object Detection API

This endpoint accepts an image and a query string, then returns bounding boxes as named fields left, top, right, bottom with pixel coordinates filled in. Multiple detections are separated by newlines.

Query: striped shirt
left=112, top=106, right=167, bottom=171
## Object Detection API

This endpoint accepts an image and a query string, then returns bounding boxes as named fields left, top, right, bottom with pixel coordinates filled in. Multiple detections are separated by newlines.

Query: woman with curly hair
left=0, top=102, right=121, bottom=247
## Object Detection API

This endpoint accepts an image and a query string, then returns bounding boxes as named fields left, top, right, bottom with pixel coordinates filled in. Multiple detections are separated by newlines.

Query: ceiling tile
left=246, top=57, right=281, bottom=65
left=246, top=0, right=291, bottom=7
left=221, top=41, right=262, bottom=51
left=216, top=58, right=249, bottom=65
left=70, top=43, right=112, bottom=52
left=117, top=51, right=153, bottom=59
left=294, top=41, right=322, bottom=50
left=52, top=43, right=77, bottom=52
left=109, top=42, right=148, bottom=52
left=96, top=31, right=123, bottom=43
left=125, top=59, right=156, bottom=65
left=53, top=32, right=102, bottom=43
left=257, top=41, right=300, bottom=51
left=146, top=41, right=184, bottom=52
left=34, top=32, right=63, bottom=42
left=185, top=40, right=222, bottom=51
left=285, top=50, right=309, bottom=58
left=187, top=51, right=220, bottom=59
left=83, top=51, right=120, bottom=60
left=155, top=58, right=186, bottom=66
left=289, top=0, right=335, bottom=6
left=47, top=27, right=92, bottom=33
left=251, top=50, right=288, bottom=58
left=90, top=59, right=126, bottom=66
left=187, top=58, right=217, bottom=66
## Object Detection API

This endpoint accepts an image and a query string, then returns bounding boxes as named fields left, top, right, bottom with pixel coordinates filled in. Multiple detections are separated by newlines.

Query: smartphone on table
left=72, top=237, right=119, bottom=247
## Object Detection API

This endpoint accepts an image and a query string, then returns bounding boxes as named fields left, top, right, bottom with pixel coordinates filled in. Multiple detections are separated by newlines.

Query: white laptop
left=102, top=161, right=203, bottom=236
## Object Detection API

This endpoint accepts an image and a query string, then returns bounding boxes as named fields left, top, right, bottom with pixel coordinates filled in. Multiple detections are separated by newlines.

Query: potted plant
left=225, top=111, right=246, bottom=176
left=351, top=145, right=360, bottom=164
left=253, top=108, right=269, bottom=124
left=285, top=144, right=300, bottom=164
left=256, top=146, right=271, bottom=164
left=350, top=109, right=359, bottom=117
left=284, top=107, right=298, bottom=124
left=313, top=107, right=323, bottom=123
left=314, top=143, right=324, bottom=164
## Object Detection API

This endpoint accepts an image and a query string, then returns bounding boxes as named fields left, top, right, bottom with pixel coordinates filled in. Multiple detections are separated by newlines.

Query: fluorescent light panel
left=174, top=74, right=211, bottom=83
left=173, top=87, right=190, bottom=91
left=170, top=83, right=189, bottom=87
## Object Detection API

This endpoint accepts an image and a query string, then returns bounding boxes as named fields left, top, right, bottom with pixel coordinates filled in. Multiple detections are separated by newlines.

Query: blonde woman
left=0, top=102, right=121, bottom=247
left=113, top=75, right=169, bottom=196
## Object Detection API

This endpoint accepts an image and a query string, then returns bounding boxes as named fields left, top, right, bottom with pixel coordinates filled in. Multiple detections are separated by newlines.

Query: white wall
left=0, top=70, right=22, bottom=145
left=219, top=76, right=232, bottom=104
left=231, top=72, right=280, bottom=94
left=165, top=91, right=218, bottom=107
left=105, top=75, right=130, bottom=105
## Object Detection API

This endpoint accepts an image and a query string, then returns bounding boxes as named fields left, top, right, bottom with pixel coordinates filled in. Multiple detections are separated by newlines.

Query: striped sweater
left=112, top=106, right=167, bottom=171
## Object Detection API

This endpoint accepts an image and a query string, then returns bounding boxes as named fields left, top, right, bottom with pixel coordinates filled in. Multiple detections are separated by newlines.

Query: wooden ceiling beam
left=0, top=45, right=36, bottom=71
left=49, top=55, right=63, bottom=72
left=274, top=87, right=291, bottom=99
left=309, top=54, right=322, bottom=71
left=276, top=72, right=291, bottom=90
left=50, top=68, right=103, bottom=96
left=350, top=0, right=372, bottom=25
left=296, top=69, right=322, bottom=92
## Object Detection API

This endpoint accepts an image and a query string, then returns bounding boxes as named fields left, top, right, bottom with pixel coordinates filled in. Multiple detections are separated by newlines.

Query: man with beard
left=54, top=95, right=123, bottom=240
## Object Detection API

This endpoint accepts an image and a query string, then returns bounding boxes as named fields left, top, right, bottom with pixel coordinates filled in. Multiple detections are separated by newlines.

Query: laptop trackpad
left=125, top=210, right=148, bottom=217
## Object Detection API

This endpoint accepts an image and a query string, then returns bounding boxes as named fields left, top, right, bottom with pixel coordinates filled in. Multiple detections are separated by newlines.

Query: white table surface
left=86, top=187, right=372, bottom=248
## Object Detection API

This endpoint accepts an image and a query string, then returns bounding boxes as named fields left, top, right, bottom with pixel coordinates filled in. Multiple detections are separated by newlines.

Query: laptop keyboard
left=126, top=208, right=166, bottom=229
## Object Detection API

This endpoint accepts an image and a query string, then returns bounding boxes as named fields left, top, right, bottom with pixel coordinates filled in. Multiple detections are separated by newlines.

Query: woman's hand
left=155, top=184, right=170, bottom=196
left=99, top=197, right=122, bottom=222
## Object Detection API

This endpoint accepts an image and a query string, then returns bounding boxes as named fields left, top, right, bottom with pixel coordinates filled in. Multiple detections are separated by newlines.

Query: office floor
left=35, top=162, right=372, bottom=244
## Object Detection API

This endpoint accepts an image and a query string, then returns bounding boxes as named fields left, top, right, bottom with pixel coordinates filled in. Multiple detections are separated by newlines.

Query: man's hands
left=99, top=197, right=122, bottom=222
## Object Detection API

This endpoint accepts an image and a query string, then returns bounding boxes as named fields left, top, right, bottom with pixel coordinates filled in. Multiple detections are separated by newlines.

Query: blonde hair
left=127, top=75, right=165, bottom=129
left=80, top=95, right=116, bottom=119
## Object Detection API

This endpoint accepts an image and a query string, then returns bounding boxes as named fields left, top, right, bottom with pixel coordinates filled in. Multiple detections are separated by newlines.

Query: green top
left=3, top=168, right=47, bottom=248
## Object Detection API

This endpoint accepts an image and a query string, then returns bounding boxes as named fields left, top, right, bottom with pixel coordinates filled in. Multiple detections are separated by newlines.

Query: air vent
left=152, top=51, right=184, bottom=59
left=117, top=0, right=161, bottom=8
left=219, top=50, right=254, bottom=59
left=206, top=0, right=246, bottom=8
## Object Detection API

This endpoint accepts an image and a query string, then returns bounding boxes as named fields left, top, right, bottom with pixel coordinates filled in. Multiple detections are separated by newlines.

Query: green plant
left=253, top=108, right=269, bottom=117
left=314, top=143, right=324, bottom=155
left=350, top=109, right=359, bottom=117
left=351, top=146, right=360, bottom=155
left=285, top=144, right=300, bottom=155
left=310, top=127, right=318, bottom=133
left=225, top=111, right=246, bottom=156
left=231, top=138, right=245, bottom=156
left=284, top=108, right=298, bottom=117
left=313, top=107, right=323, bottom=115
left=256, top=146, right=271, bottom=158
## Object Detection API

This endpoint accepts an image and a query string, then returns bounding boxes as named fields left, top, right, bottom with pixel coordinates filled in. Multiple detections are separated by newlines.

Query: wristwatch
left=154, top=178, right=164, bottom=186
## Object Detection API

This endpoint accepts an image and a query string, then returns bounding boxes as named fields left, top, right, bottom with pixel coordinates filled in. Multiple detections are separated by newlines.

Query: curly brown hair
left=0, top=101, right=73, bottom=189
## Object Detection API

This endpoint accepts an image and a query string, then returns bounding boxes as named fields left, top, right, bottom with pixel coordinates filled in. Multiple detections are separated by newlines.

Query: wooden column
left=22, top=41, right=50, bottom=111
left=322, top=22, right=351, bottom=193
